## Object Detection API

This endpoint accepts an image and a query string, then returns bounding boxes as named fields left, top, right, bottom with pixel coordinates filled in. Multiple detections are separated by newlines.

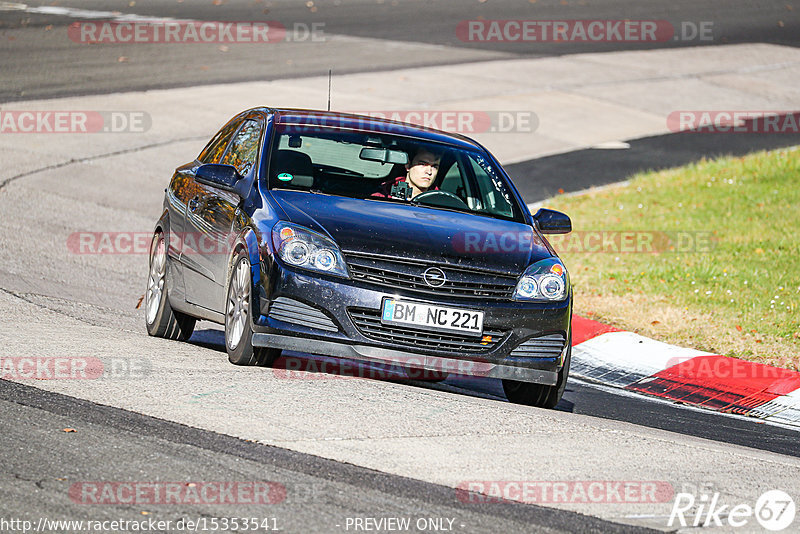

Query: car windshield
left=266, top=124, right=524, bottom=222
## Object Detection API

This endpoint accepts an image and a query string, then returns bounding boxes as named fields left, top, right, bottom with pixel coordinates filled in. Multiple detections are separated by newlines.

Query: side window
left=440, top=159, right=480, bottom=210
left=221, top=119, right=263, bottom=176
left=198, top=119, right=242, bottom=164
left=440, top=161, right=467, bottom=196
left=469, top=156, right=515, bottom=217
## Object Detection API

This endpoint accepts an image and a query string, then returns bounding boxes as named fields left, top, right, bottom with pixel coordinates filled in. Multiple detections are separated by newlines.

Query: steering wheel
left=410, top=190, right=470, bottom=210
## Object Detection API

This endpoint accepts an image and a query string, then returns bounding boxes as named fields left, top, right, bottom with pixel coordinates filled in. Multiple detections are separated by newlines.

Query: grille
left=268, top=297, right=339, bottom=332
left=345, top=252, right=517, bottom=301
left=348, top=308, right=506, bottom=353
left=509, top=333, right=566, bottom=359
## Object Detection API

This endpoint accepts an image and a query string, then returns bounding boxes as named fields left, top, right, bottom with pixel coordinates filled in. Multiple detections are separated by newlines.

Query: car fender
left=153, top=209, right=169, bottom=241
left=226, top=227, right=264, bottom=321
left=151, top=208, right=188, bottom=310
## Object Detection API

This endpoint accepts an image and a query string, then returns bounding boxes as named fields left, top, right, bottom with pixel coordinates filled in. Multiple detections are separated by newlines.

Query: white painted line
left=749, top=389, right=800, bottom=424
left=571, top=331, right=711, bottom=388
left=569, top=376, right=800, bottom=433
left=591, top=141, right=631, bottom=149
left=0, top=2, right=183, bottom=22
left=569, top=329, right=800, bottom=430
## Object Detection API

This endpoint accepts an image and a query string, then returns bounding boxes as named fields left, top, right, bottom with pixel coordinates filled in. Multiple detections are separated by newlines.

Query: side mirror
left=196, top=163, right=242, bottom=192
left=533, top=208, right=572, bottom=234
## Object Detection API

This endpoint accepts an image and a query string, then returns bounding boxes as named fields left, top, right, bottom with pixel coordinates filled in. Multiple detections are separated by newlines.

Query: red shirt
left=371, top=176, right=438, bottom=199
left=371, top=175, right=406, bottom=198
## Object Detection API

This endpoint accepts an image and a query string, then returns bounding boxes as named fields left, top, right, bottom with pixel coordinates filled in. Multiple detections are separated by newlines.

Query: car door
left=165, top=166, right=200, bottom=301
left=179, top=117, right=244, bottom=310
left=164, top=118, right=241, bottom=304
left=184, top=116, right=264, bottom=312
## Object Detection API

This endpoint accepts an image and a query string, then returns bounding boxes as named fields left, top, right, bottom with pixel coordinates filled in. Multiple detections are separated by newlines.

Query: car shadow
left=554, top=393, right=575, bottom=412
left=186, top=328, right=573, bottom=409
left=188, top=328, right=226, bottom=352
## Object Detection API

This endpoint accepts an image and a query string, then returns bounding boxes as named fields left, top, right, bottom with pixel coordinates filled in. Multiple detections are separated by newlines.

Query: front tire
left=502, top=342, right=571, bottom=409
left=225, top=249, right=280, bottom=366
left=145, top=232, right=196, bottom=341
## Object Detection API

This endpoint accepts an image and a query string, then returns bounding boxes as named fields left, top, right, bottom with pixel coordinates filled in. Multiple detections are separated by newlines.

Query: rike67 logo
left=669, top=489, right=796, bottom=531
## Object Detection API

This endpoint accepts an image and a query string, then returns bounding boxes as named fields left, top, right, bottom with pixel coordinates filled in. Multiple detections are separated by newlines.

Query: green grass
left=546, top=146, right=800, bottom=363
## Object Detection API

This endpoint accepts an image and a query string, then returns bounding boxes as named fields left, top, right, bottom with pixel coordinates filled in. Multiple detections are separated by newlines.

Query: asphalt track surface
left=2, top=1, right=800, bottom=533
left=0, top=380, right=649, bottom=534
left=1, top=0, right=799, bottom=101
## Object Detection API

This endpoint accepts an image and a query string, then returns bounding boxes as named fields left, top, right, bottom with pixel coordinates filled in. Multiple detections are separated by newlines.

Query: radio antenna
left=327, top=69, right=332, bottom=111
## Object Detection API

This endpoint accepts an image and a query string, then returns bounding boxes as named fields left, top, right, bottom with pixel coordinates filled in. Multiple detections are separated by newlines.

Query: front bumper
left=252, top=265, right=571, bottom=385
left=253, top=333, right=559, bottom=384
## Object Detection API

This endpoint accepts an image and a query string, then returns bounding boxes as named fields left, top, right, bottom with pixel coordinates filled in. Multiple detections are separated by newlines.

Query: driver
left=372, top=148, right=441, bottom=199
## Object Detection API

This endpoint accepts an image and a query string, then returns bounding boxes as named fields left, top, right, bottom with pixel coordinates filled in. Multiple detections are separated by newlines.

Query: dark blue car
left=145, top=108, right=573, bottom=408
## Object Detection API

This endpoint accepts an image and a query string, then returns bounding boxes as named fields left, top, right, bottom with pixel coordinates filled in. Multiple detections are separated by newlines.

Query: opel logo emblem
left=423, top=267, right=447, bottom=287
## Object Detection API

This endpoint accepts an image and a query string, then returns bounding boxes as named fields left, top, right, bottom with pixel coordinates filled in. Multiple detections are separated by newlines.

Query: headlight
left=513, top=258, right=569, bottom=301
left=271, top=222, right=349, bottom=278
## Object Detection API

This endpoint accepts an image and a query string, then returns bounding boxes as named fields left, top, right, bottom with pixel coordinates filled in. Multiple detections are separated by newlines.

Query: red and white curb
left=571, top=316, right=800, bottom=429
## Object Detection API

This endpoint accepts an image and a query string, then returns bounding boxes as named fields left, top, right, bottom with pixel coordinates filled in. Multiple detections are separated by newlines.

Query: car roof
left=245, top=107, right=484, bottom=151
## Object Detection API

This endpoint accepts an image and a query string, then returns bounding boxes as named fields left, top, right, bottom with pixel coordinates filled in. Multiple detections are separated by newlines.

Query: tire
left=502, top=341, right=571, bottom=409
left=145, top=231, right=196, bottom=341
left=225, top=249, right=281, bottom=366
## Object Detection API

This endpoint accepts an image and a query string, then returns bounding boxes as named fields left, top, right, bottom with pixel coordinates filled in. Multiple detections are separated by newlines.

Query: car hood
left=270, top=191, right=553, bottom=275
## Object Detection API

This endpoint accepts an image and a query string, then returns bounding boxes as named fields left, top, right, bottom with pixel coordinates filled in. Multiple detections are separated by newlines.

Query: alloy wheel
left=146, top=237, right=166, bottom=325
left=226, top=259, right=250, bottom=350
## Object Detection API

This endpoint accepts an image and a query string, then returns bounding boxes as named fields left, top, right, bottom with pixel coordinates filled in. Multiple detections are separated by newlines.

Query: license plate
left=380, top=298, right=484, bottom=337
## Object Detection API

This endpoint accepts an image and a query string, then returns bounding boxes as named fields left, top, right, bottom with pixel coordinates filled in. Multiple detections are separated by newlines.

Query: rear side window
left=221, top=119, right=263, bottom=175
left=198, top=118, right=242, bottom=164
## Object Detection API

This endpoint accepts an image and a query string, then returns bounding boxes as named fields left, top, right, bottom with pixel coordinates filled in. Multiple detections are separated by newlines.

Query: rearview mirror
left=196, top=163, right=242, bottom=192
left=533, top=208, right=572, bottom=234
left=359, top=148, right=409, bottom=165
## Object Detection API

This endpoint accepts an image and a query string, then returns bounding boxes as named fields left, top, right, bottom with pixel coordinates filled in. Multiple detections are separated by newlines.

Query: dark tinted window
left=198, top=118, right=242, bottom=164
left=221, top=119, right=263, bottom=176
